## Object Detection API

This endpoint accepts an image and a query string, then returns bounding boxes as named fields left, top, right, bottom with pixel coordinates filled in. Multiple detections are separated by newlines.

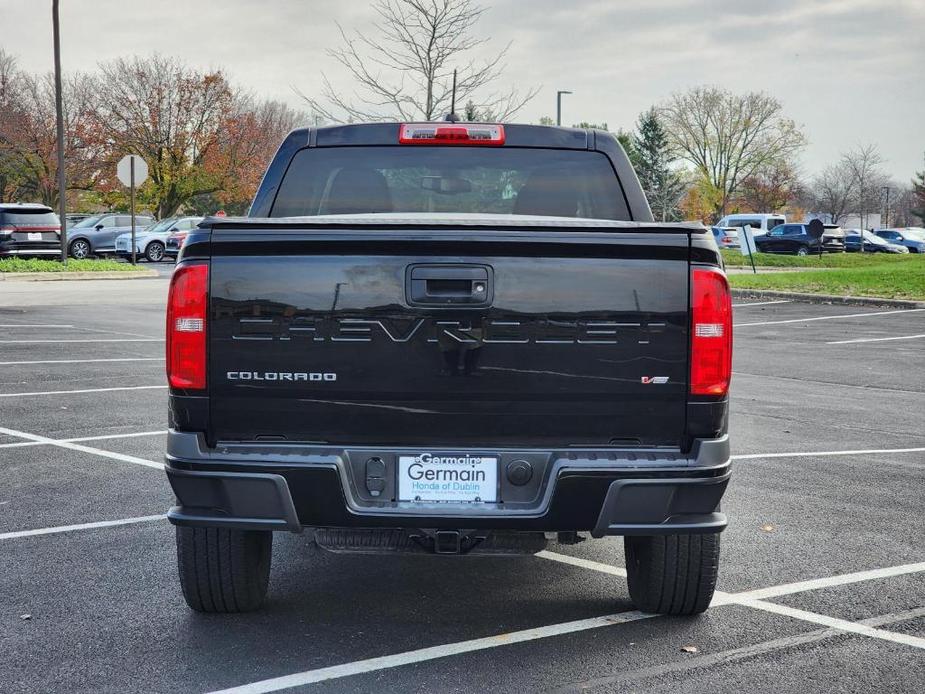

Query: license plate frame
left=397, top=453, right=499, bottom=503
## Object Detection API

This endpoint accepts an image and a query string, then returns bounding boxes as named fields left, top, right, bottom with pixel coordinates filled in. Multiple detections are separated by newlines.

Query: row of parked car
left=711, top=213, right=925, bottom=256
left=0, top=202, right=202, bottom=261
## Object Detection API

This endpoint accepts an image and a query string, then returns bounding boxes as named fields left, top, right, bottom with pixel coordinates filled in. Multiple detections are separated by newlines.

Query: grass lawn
left=729, top=261, right=925, bottom=300
left=0, top=258, right=145, bottom=273
left=720, top=249, right=923, bottom=268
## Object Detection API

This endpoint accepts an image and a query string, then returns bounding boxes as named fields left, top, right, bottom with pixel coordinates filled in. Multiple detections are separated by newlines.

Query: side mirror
left=169, top=227, right=178, bottom=232
left=95, top=224, right=104, bottom=230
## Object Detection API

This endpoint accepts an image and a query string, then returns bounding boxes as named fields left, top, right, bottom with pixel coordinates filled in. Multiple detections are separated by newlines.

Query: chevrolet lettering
left=164, top=121, right=733, bottom=618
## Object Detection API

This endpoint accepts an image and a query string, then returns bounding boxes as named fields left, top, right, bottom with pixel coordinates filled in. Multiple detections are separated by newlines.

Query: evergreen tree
left=632, top=108, right=686, bottom=222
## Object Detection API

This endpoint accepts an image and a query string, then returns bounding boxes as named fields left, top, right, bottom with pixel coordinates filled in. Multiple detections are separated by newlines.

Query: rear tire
left=176, top=526, right=272, bottom=613
left=796, top=246, right=809, bottom=257
left=624, top=533, right=720, bottom=615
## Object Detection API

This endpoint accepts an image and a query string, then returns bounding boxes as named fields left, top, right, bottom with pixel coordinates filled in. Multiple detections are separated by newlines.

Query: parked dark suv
left=0, top=203, right=62, bottom=258
left=754, top=222, right=845, bottom=255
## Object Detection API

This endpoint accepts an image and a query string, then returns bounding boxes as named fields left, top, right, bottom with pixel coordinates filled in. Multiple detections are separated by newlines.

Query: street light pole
left=52, top=0, right=67, bottom=265
left=556, top=90, right=572, bottom=126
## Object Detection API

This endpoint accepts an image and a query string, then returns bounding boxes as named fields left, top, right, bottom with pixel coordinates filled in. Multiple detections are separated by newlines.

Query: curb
left=0, top=269, right=159, bottom=282
left=731, top=289, right=925, bottom=309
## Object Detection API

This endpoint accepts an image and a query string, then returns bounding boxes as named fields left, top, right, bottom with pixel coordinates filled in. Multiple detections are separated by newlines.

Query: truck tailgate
left=207, top=223, right=692, bottom=448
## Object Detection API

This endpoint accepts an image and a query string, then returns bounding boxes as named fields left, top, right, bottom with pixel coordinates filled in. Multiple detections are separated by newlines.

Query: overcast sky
left=1, top=0, right=922, bottom=181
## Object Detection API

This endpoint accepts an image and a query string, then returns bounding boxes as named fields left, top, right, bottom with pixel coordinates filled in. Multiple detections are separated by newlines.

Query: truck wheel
left=176, top=526, right=272, bottom=613
left=624, top=533, right=719, bottom=616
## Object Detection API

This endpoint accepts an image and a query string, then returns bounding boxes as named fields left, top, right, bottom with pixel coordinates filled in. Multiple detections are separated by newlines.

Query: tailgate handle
left=407, top=265, right=492, bottom=306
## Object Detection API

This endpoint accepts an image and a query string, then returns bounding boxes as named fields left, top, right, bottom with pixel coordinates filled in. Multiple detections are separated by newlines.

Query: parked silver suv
left=67, top=213, right=154, bottom=259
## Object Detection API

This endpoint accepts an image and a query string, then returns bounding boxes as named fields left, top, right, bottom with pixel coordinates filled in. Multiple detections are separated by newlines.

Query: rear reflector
left=166, top=263, right=208, bottom=390
left=399, top=123, right=505, bottom=146
left=690, top=267, right=732, bottom=396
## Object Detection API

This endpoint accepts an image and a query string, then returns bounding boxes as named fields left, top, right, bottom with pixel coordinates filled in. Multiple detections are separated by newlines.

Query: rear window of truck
left=270, top=147, right=630, bottom=220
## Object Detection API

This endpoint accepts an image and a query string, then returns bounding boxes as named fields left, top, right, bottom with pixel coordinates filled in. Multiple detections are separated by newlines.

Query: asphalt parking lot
left=1, top=277, right=923, bottom=693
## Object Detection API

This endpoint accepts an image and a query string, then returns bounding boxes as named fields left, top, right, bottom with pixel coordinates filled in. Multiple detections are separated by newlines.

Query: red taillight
left=399, top=123, right=505, bottom=145
left=166, top=263, right=208, bottom=390
left=690, top=267, right=732, bottom=396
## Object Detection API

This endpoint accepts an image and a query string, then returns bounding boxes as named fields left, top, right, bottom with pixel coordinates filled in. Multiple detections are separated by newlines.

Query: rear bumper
left=165, top=431, right=730, bottom=536
left=0, top=244, right=61, bottom=256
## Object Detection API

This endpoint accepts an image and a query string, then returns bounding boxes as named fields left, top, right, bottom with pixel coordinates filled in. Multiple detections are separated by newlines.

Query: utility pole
left=881, top=186, right=891, bottom=228
left=52, top=0, right=67, bottom=265
left=556, top=90, right=572, bottom=126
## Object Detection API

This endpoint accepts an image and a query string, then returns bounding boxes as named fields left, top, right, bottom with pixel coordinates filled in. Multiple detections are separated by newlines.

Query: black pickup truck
left=165, top=122, right=732, bottom=616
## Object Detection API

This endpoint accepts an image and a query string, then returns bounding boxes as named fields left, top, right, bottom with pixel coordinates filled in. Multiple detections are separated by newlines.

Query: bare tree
left=660, top=86, right=806, bottom=217
left=300, top=0, right=538, bottom=122
left=811, top=163, right=856, bottom=225
left=841, top=144, right=886, bottom=230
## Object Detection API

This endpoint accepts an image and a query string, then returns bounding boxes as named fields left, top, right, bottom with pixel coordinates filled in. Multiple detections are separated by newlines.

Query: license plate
left=27, top=232, right=42, bottom=241
left=398, top=453, right=498, bottom=503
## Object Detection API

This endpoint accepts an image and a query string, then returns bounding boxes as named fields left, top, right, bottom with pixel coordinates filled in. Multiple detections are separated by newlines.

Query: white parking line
left=535, top=550, right=627, bottom=577
left=737, top=597, right=925, bottom=650
left=0, top=427, right=163, bottom=470
left=0, top=515, right=163, bottom=541
left=558, top=606, right=925, bottom=690
left=0, top=338, right=162, bottom=343
left=733, top=561, right=925, bottom=601
left=537, top=552, right=925, bottom=650
left=205, top=553, right=925, bottom=693
left=0, top=357, right=162, bottom=366
left=731, top=447, right=925, bottom=461
left=207, top=610, right=656, bottom=694
left=827, top=333, right=925, bottom=345
left=735, top=307, right=925, bottom=328
left=0, top=429, right=167, bottom=449
left=731, top=300, right=792, bottom=307
left=0, top=385, right=167, bottom=398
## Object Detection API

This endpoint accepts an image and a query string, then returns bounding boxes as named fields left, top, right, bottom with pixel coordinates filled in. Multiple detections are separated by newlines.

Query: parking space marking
left=0, top=515, right=164, bottom=541
left=0, top=357, right=162, bottom=366
left=535, top=550, right=627, bottom=577
left=731, top=447, right=925, bottom=461
left=209, top=555, right=925, bottom=693
left=731, top=370, right=920, bottom=394
left=736, top=597, right=925, bottom=650
left=732, top=561, right=925, bottom=601
left=0, top=429, right=166, bottom=449
left=207, top=610, right=656, bottom=694
left=0, top=324, right=75, bottom=328
left=827, top=333, right=925, bottom=345
left=0, top=338, right=162, bottom=343
left=550, top=606, right=925, bottom=692
left=70, top=325, right=162, bottom=339
left=0, top=384, right=167, bottom=398
left=0, top=427, right=163, bottom=470
left=734, top=307, right=925, bottom=328
left=731, top=300, right=792, bottom=307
